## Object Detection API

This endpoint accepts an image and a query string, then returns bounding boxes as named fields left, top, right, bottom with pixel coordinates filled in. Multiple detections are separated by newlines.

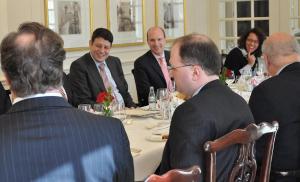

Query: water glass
left=112, top=103, right=127, bottom=122
left=157, top=88, right=170, bottom=120
left=93, top=103, right=103, bottom=114
left=78, top=104, right=92, bottom=112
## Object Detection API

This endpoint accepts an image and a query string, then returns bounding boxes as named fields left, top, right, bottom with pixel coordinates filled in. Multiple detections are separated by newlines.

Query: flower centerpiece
left=219, top=67, right=228, bottom=85
left=96, top=87, right=114, bottom=117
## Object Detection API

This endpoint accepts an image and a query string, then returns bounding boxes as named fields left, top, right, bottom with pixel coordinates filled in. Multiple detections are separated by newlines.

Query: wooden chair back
left=204, top=121, right=279, bottom=182
left=145, top=165, right=201, bottom=182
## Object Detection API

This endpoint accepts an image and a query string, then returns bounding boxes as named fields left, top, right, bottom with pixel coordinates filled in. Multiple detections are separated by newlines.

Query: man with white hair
left=249, top=32, right=300, bottom=181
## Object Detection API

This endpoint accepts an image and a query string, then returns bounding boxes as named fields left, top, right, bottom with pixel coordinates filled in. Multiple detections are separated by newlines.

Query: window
left=290, top=0, right=300, bottom=43
left=218, top=0, right=269, bottom=52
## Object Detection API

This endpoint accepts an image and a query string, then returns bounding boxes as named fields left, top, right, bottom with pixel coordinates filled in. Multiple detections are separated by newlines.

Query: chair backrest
left=204, top=121, right=279, bottom=182
left=145, top=165, right=201, bottom=182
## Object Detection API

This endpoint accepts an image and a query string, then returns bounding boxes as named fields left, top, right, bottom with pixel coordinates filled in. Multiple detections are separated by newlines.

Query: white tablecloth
left=124, top=117, right=169, bottom=181
left=226, top=79, right=252, bottom=102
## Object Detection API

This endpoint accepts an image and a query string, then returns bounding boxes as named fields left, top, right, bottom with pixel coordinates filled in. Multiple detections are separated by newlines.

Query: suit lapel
left=147, top=51, right=166, bottom=83
left=86, top=54, right=106, bottom=91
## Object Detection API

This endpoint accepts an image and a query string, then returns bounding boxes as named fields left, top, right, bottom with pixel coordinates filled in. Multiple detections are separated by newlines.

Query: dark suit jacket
left=133, top=50, right=170, bottom=106
left=63, top=72, right=73, bottom=106
left=159, top=80, right=253, bottom=182
left=224, top=47, right=258, bottom=76
left=0, top=82, right=11, bottom=115
left=249, top=62, right=300, bottom=181
left=69, top=53, right=135, bottom=107
left=0, top=96, right=133, bottom=182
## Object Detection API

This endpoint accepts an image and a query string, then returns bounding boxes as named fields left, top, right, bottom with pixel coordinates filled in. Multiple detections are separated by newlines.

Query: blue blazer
left=0, top=96, right=133, bottom=182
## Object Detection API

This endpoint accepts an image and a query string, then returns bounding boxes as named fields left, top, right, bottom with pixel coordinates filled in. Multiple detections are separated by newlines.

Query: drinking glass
left=112, top=102, right=127, bottom=122
left=157, top=88, right=170, bottom=120
left=93, top=103, right=103, bottom=115
left=78, top=104, right=92, bottom=112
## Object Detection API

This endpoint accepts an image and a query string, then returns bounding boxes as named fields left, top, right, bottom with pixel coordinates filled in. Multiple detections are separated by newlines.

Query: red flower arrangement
left=96, top=87, right=114, bottom=116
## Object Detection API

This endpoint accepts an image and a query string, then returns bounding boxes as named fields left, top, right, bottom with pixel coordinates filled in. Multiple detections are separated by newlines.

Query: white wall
left=0, top=0, right=209, bottom=101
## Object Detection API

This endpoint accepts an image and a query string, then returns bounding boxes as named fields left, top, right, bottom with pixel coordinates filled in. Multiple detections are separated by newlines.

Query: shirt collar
left=90, top=52, right=107, bottom=67
left=192, top=79, right=219, bottom=97
left=13, top=92, right=63, bottom=105
left=152, top=52, right=165, bottom=60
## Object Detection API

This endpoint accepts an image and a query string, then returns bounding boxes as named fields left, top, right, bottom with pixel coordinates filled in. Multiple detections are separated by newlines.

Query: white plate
left=146, top=135, right=167, bottom=142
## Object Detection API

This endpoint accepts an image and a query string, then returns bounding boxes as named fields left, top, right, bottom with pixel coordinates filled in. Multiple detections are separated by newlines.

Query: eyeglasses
left=167, top=64, right=196, bottom=70
left=246, top=38, right=259, bottom=44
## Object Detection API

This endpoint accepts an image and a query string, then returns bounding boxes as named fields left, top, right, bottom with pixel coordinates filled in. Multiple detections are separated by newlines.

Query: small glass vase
left=102, top=104, right=113, bottom=117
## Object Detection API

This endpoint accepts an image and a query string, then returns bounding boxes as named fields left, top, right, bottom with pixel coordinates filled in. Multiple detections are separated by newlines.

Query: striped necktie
left=158, top=57, right=173, bottom=92
left=99, top=62, right=111, bottom=90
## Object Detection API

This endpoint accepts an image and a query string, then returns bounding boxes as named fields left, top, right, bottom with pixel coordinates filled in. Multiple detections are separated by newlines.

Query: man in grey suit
left=0, top=22, right=133, bottom=182
left=69, top=28, right=136, bottom=107
left=134, top=27, right=172, bottom=106
left=249, top=32, right=300, bottom=182
left=159, top=34, right=253, bottom=181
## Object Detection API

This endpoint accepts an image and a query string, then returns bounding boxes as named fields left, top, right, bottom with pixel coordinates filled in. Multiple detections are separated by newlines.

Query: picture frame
left=44, top=0, right=93, bottom=51
left=155, top=0, right=186, bottom=41
left=106, top=0, right=145, bottom=47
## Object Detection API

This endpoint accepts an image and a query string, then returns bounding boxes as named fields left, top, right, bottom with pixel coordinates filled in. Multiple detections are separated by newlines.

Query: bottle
left=148, top=86, right=156, bottom=110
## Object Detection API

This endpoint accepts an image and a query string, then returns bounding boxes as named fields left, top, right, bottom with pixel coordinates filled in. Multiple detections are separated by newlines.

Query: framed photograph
left=44, top=0, right=93, bottom=51
left=155, top=0, right=185, bottom=40
left=107, top=0, right=144, bottom=46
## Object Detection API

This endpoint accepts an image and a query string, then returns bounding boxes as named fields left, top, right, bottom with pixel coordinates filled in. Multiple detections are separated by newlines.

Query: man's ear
left=192, top=65, right=201, bottom=81
left=4, top=73, right=11, bottom=86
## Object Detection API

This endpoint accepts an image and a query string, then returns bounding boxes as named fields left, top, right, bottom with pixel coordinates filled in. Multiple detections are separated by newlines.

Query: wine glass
left=78, top=104, right=92, bottom=112
left=112, top=102, right=127, bottom=122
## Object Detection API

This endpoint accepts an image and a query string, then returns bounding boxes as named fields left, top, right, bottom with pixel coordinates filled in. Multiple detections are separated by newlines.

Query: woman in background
left=224, top=28, right=266, bottom=77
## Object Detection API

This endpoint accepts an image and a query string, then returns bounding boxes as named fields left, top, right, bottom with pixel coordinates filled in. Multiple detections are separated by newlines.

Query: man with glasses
left=159, top=33, right=253, bottom=181
left=133, top=26, right=172, bottom=106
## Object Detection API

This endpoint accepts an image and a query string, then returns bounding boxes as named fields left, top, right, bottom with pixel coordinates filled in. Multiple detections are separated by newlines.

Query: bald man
left=133, top=27, right=172, bottom=106
left=249, top=32, right=300, bottom=181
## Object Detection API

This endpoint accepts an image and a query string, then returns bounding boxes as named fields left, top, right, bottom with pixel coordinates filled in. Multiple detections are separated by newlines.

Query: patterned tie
left=158, top=57, right=173, bottom=91
left=98, top=62, right=111, bottom=90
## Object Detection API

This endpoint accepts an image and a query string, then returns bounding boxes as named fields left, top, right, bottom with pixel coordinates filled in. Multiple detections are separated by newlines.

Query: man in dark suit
left=69, top=28, right=135, bottom=107
left=0, top=22, right=133, bottom=182
left=17, top=22, right=73, bottom=105
left=134, top=27, right=172, bottom=106
left=249, top=32, right=300, bottom=182
left=159, top=34, right=253, bottom=181
left=0, top=82, right=11, bottom=115
left=63, top=72, right=73, bottom=105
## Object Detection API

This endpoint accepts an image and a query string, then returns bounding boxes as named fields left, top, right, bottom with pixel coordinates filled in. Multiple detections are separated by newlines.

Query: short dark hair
left=0, top=23, right=66, bottom=97
left=238, top=27, right=266, bottom=57
left=18, top=22, right=46, bottom=35
left=91, top=28, right=113, bottom=44
left=174, top=33, right=221, bottom=75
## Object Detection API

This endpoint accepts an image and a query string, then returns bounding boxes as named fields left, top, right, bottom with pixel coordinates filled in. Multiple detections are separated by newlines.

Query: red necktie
left=99, top=63, right=111, bottom=90
left=158, top=57, right=173, bottom=92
